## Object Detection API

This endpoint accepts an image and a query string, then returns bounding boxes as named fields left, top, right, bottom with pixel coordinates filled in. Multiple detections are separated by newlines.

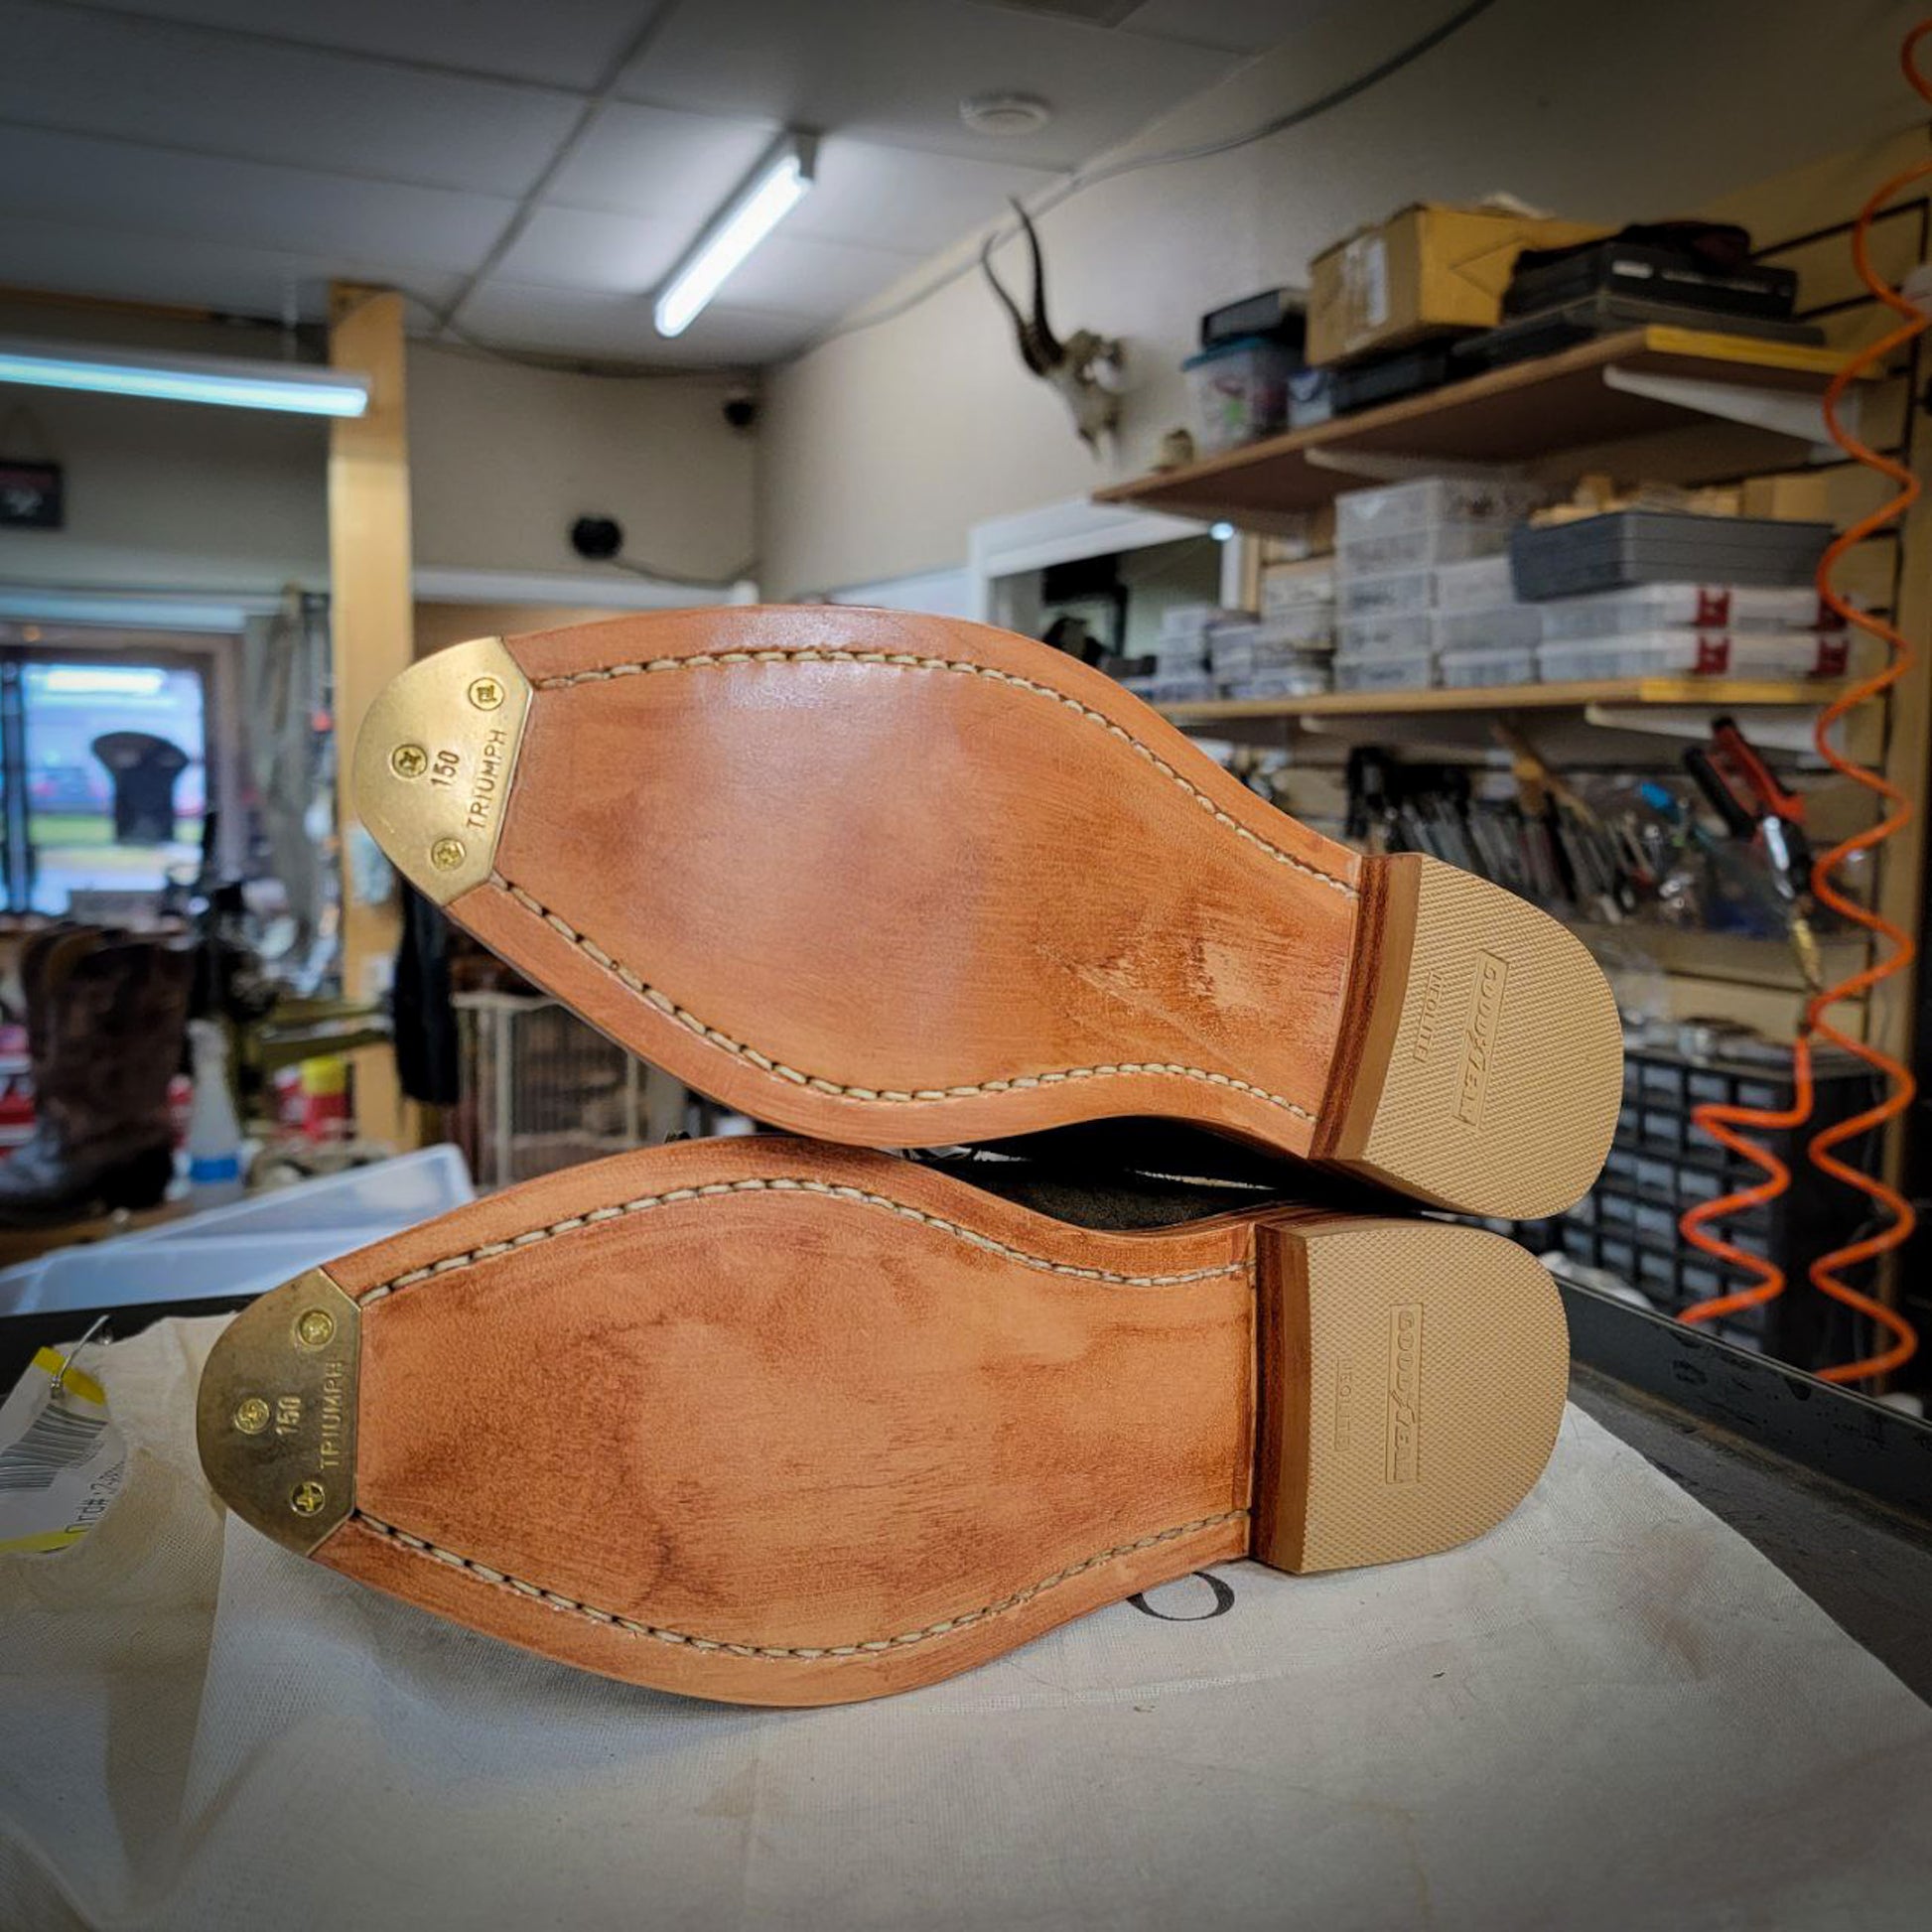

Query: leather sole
left=353, top=608, right=1620, bottom=1219
left=198, top=1138, right=1569, bottom=1708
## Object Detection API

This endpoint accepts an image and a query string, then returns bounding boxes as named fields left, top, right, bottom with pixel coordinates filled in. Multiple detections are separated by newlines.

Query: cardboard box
left=1741, top=474, right=1833, bottom=522
left=1308, top=204, right=1605, bottom=366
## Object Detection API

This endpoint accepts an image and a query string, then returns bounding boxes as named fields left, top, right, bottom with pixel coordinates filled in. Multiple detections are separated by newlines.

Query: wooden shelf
left=1157, top=677, right=1850, bottom=725
left=1097, top=327, right=1857, bottom=522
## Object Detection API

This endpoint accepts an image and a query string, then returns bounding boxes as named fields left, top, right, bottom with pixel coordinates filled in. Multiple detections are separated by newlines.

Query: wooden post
left=329, top=284, right=415, bottom=1148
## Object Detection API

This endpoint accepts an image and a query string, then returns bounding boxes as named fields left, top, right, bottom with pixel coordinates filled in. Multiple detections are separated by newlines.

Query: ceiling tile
left=489, top=206, right=692, bottom=292
left=0, top=211, right=462, bottom=324
left=454, top=283, right=815, bottom=365
left=0, top=1, right=582, bottom=197
left=1118, top=0, right=1347, bottom=55
left=0, top=125, right=512, bottom=275
left=545, top=101, right=780, bottom=217
left=789, top=136, right=1058, bottom=252
left=616, top=0, right=1242, bottom=170
left=701, top=229, right=917, bottom=315
left=72, top=0, right=656, bottom=90
left=488, top=203, right=916, bottom=314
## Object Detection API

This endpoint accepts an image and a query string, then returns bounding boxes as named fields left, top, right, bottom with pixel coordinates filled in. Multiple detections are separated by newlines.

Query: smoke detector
left=960, top=92, right=1052, bottom=137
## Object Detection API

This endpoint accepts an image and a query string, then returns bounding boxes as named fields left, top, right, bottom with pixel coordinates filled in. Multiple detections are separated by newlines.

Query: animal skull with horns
left=980, top=200, right=1123, bottom=452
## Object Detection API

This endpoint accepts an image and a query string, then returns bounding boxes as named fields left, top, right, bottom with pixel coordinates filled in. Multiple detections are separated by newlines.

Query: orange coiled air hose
left=1680, top=21, right=1929, bottom=1383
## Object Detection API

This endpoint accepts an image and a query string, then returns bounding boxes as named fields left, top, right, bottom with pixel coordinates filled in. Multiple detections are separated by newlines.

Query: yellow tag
left=0, top=1342, right=122, bottom=1555
left=30, top=1345, right=105, bottom=1408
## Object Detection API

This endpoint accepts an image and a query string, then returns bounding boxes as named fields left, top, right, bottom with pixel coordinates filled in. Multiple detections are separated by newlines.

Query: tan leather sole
left=198, top=1139, right=1569, bottom=1708
left=352, top=608, right=1619, bottom=1218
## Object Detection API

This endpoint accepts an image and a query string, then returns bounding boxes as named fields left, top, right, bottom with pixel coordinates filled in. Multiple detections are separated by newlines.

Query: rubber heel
left=1315, top=853, right=1622, bottom=1219
left=1251, top=1215, right=1569, bottom=1576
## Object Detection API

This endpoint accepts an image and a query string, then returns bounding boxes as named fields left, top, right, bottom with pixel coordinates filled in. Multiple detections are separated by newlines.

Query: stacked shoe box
left=1210, top=557, right=1335, bottom=698
left=1333, top=476, right=1551, bottom=692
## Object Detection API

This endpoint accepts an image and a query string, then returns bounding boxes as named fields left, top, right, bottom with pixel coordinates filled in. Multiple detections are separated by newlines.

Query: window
left=0, top=648, right=211, bottom=914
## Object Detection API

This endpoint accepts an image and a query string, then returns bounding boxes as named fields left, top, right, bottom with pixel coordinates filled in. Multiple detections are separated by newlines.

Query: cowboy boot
left=0, top=931, right=193, bottom=1226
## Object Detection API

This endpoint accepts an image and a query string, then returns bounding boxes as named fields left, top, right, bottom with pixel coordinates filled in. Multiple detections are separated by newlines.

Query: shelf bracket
left=1303, top=446, right=1535, bottom=483
left=1600, top=365, right=1854, bottom=461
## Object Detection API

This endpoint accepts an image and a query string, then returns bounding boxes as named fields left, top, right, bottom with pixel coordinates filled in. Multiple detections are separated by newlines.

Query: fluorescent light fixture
left=44, top=665, right=168, bottom=698
left=654, top=132, right=816, bottom=339
left=0, top=337, right=370, bottom=417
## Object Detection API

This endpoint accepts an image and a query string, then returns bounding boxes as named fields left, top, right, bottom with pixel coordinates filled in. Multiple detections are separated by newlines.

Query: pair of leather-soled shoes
left=199, top=609, right=1620, bottom=1708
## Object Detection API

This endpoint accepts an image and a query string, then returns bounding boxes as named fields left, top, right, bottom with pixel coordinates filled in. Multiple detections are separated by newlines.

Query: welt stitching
left=349, top=1507, right=1248, bottom=1662
left=489, top=874, right=1320, bottom=1125
left=527, top=646, right=1355, bottom=899
left=353, top=1174, right=1255, bottom=1304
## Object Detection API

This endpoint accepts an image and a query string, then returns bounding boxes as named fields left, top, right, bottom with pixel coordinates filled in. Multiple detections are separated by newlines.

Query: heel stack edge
left=1318, top=854, right=1622, bottom=1219
left=1251, top=1217, right=1569, bottom=1577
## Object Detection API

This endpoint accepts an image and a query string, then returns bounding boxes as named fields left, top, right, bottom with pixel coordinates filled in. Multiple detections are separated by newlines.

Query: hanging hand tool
left=1683, top=715, right=1822, bottom=987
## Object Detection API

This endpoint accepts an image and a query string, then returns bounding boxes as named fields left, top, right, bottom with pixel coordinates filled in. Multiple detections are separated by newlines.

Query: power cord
left=806, top=0, right=1504, bottom=348
left=1679, top=21, right=1928, bottom=1385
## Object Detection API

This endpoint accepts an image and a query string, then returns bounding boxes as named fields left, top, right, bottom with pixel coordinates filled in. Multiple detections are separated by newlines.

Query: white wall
left=0, top=308, right=329, bottom=594
left=0, top=306, right=758, bottom=598
left=407, top=345, right=757, bottom=586
left=758, top=0, right=1932, bottom=596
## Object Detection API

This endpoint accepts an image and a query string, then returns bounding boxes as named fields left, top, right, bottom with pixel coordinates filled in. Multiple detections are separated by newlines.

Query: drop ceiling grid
left=0, top=0, right=1294, bottom=361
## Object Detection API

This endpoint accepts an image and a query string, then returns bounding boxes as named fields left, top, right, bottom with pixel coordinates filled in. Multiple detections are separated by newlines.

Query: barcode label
left=0, top=1399, right=108, bottom=1492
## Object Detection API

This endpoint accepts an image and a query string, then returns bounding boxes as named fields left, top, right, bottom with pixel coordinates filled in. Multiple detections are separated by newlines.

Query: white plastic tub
left=1336, top=612, right=1433, bottom=655
left=1334, top=650, right=1437, bottom=692
left=1431, top=605, right=1544, bottom=653
left=1337, top=521, right=1512, bottom=576
left=1334, top=475, right=1550, bottom=545
left=1535, top=629, right=1867, bottom=683
left=1432, top=553, right=1518, bottom=611
left=0, top=1145, right=476, bottom=1318
left=1220, top=666, right=1332, bottom=700
left=1258, top=560, right=1336, bottom=619
left=1335, top=568, right=1437, bottom=621
left=1440, top=642, right=1540, bottom=687
left=1251, top=607, right=1335, bottom=650
left=1535, top=583, right=1847, bottom=641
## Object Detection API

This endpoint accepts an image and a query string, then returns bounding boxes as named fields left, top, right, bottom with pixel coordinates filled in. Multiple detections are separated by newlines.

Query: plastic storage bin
left=1432, top=553, right=1518, bottom=611
left=1336, top=567, right=1437, bottom=620
left=1214, top=610, right=1334, bottom=659
left=1336, top=612, right=1433, bottom=655
left=1258, top=561, right=1336, bottom=619
left=0, top=1145, right=476, bottom=1319
left=1334, top=650, right=1437, bottom=692
left=1535, top=628, right=1863, bottom=683
left=1335, top=475, right=1551, bottom=546
left=1337, top=521, right=1513, bottom=576
left=1510, top=513, right=1834, bottom=599
left=1439, top=642, right=1539, bottom=687
left=1220, top=665, right=1332, bottom=699
left=1430, top=605, right=1543, bottom=653
left=1183, top=336, right=1297, bottom=455
left=1536, top=582, right=1845, bottom=640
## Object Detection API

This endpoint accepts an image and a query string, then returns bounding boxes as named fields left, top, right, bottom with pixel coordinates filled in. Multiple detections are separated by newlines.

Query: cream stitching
left=528, top=646, right=1355, bottom=898
left=354, top=1173, right=1253, bottom=1304
left=489, top=874, right=1320, bottom=1125
left=351, top=1507, right=1248, bottom=1662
